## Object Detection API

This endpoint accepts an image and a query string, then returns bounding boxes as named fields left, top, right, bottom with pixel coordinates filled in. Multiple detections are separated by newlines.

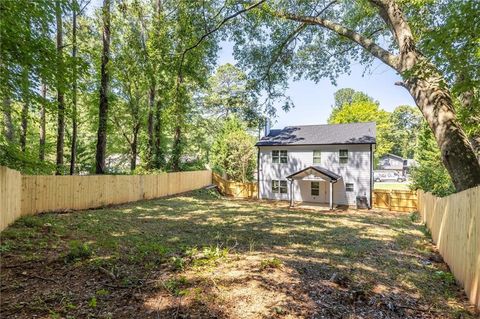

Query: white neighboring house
left=256, top=122, right=376, bottom=209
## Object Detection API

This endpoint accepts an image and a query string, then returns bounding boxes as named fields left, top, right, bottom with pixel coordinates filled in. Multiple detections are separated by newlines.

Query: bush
left=65, top=240, right=92, bottom=262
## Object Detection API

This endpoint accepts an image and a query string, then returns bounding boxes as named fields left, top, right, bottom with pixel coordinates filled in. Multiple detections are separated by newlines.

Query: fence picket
left=0, top=166, right=212, bottom=231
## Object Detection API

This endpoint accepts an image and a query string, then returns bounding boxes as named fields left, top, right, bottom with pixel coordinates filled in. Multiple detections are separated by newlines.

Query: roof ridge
left=283, top=122, right=375, bottom=128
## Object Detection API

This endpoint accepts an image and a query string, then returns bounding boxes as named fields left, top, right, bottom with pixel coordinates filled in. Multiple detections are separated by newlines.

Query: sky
left=216, top=41, right=415, bottom=129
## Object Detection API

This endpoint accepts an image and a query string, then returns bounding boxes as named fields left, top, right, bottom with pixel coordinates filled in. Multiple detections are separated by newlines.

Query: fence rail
left=212, top=173, right=257, bottom=199
left=418, top=187, right=480, bottom=310
left=1, top=166, right=212, bottom=231
left=372, top=189, right=417, bottom=212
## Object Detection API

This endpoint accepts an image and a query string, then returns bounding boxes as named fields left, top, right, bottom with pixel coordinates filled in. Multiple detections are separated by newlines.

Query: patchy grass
left=0, top=189, right=477, bottom=318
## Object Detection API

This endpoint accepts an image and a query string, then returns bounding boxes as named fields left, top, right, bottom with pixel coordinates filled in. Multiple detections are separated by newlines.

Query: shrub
left=65, top=240, right=92, bottom=262
left=260, top=257, right=283, bottom=270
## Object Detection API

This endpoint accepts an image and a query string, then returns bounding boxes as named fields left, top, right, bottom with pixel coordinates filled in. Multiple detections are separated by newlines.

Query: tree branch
left=178, top=0, right=267, bottom=82
left=275, top=12, right=399, bottom=70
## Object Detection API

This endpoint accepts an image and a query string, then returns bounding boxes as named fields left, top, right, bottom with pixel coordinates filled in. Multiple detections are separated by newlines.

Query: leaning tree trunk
left=96, top=0, right=111, bottom=174
left=70, top=4, right=78, bottom=175
left=39, top=83, right=47, bottom=161
left=403, top=71, right=480, bottom=191
left=280, top=0, right=480, bottom=191
left=55, top=0, right=65, bottom=175
left=374, top=0, right=480, bottom=191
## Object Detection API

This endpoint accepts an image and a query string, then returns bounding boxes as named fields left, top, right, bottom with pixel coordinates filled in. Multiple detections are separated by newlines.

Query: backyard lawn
left=1, top=190, right=477, bottom=319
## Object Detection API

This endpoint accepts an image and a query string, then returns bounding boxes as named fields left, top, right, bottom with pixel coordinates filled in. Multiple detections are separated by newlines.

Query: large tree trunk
left=281, top=0, right=480, bottom=191
left=96, top=0, right=111, bottom=174
left=70, top=4, right=78, bottom=175
left=39, top=83, right=47, bottom=161
left=374, top=0, right=480, bottom=191
left=404, top=74, right=480, bottom=190
left=2, top=97, right=14, bottom=142
left=55, top=0, right=65, bottom=175
left=20, top=67, right=29, bottom=152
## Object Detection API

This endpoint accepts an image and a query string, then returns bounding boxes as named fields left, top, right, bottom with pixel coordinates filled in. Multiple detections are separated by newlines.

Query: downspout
left=257, top=146, right=260, bottom=199
left=369, top=144, right=374, bottom=209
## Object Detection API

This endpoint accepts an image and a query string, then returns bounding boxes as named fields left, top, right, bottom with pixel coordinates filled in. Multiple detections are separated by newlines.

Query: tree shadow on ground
left=0, top=190, right=477, bottom=318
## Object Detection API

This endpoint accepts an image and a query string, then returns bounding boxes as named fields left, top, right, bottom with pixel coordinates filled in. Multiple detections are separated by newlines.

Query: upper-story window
left=339, top=149, right=348, bottom=164
left=313, top=150, right=321, bottom=164
left=272, top=150, right=288, bottom=164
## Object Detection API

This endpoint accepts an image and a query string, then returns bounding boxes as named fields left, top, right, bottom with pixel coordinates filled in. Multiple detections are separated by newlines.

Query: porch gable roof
left=286, top=166, right=341, bottom=182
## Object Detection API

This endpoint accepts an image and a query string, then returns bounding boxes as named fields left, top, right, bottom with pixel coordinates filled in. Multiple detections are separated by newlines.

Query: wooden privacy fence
left=417, top=187, right=479, bottom=310
left=373, top=189, right=417, bottom=212
left=212, top=173, right=257, bottom=199
left=0, top=166, right=212, bottom=231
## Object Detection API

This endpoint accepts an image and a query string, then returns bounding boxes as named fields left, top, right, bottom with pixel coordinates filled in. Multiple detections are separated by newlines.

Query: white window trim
left=272, top=179, right=288, bottom=194
left=346, top=182, right=354, bottom=192
left=313, top=150, right=321, bottom=164
left=311, top=181, right=320, bottom=196
left=272, top=150, right=288, bottom=164
left=339, top=149, right=348, bottom=164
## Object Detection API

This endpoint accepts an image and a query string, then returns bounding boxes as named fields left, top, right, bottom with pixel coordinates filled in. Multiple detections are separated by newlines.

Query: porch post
left=329, top=181, right=333, bottom=210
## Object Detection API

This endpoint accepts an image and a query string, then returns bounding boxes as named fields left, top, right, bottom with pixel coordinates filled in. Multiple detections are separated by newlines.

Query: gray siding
left=258, top=144, right=373, bottom=206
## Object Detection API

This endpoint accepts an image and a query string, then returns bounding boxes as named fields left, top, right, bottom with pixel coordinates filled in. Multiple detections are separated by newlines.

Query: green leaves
left=210, top=116, right=256, bottom=182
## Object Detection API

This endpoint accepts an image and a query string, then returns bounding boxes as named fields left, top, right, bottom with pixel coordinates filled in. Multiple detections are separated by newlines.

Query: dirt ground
left=1, top=189, right=478, bottom=318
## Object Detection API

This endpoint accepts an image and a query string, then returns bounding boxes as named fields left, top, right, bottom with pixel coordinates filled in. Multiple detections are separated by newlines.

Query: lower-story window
left=272, top=180, right=288, bottom=194
left=346, top=183, right=354, bottom=192
left=311, top=181, right=320, bottom=196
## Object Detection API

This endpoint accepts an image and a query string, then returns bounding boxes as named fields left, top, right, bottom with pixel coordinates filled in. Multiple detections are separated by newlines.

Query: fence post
left=388, top=190, right=392, bottom=211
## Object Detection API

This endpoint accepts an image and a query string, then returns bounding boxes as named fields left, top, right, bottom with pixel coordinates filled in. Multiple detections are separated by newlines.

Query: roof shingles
left=256, top=122, right=376, bottom=146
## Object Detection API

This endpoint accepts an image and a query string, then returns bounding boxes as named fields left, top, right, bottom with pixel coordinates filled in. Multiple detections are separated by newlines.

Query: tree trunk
left=96, top=0, right=111, bottom=174
left=281, top=0, right=480, bottom=191
left=70, top=4, right=78, bottom=175
left=154, top=99, right=164, bottom=169
left=374, top=0, right=480, bottom=191
left=55, top=0, right=65, bottom=175
left=2, top=97, right=14, bottom=142
left=20, top=67, right=29, bottom=152
left=171, top=125, right=182, bottom=171
left=147, top=85, right=155, bottom=168
left=130, top=129, right=138, bottom=172
left=39, top=83, right=47, bottom=161
left=404, top=74, right=480, bottom=191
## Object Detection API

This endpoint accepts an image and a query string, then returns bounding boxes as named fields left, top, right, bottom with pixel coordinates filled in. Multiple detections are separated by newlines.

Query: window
left=280, top=180, right=288, bottom=194
left=313, top=150, right=321, bottom=164
left=339, top=149, right=348, bottom=164
left=346, top=183, right=354, bottom=192
left=311, top=181, right=320, bottom=196
left=272, top=180, right=288, bottom=194
left=272, top=150, right=288, bottom=164
left=272, top=180, right=279, bottom=193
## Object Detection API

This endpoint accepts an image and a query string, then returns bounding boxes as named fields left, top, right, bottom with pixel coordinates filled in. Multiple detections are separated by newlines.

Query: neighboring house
left=377, top=153, right=416, bottom=176
left=256, top=122, right=376, bottom=209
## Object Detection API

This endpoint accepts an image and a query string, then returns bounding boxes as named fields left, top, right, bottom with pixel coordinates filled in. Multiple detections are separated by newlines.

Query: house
left=256, top=122, right=376, bottom=209
left=377, top=153, right=416, bottom=176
